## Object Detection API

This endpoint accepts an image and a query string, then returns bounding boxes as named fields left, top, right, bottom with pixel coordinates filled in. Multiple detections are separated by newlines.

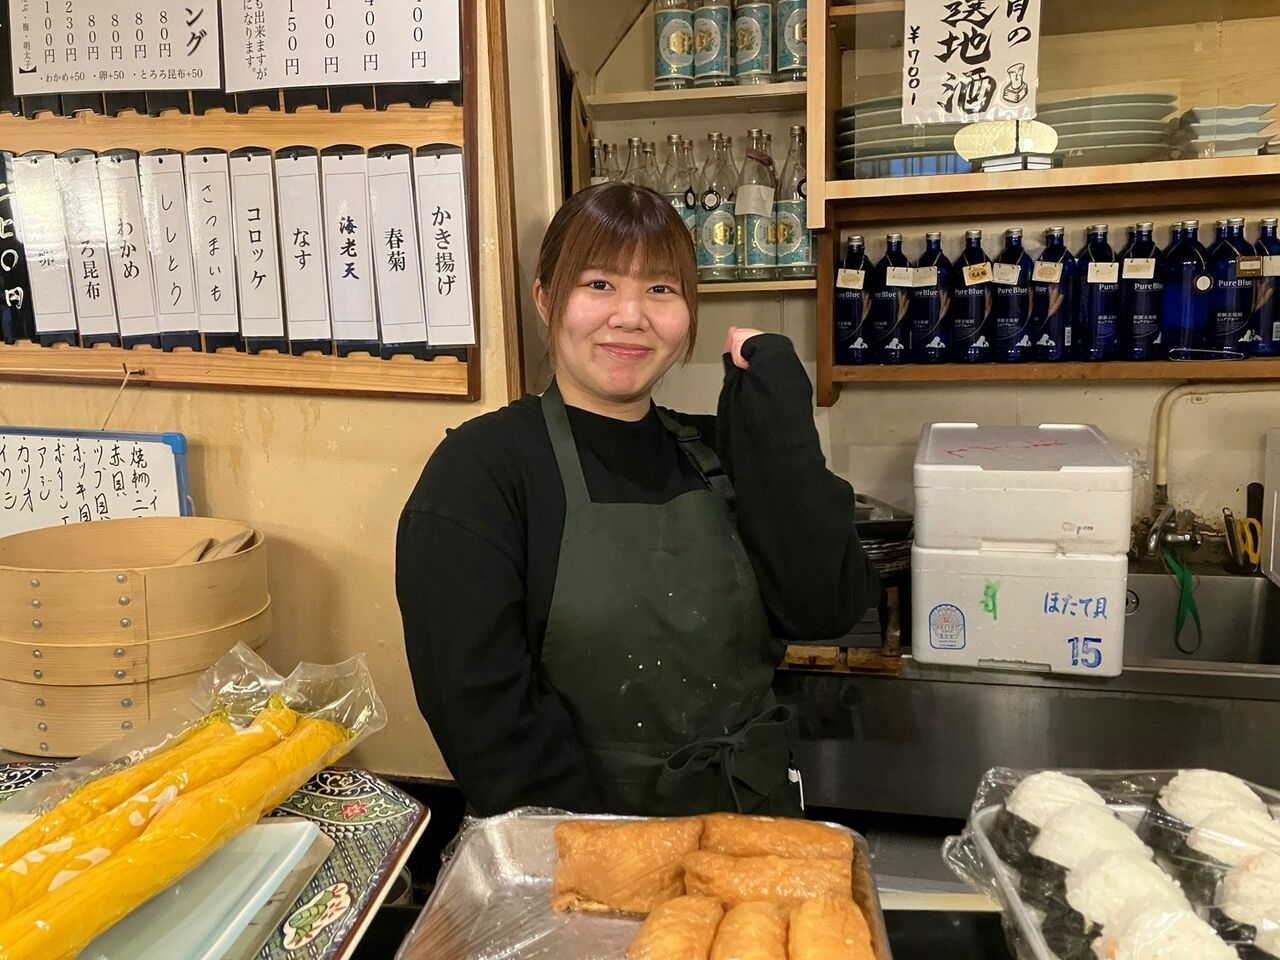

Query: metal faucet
left=1143, top=504, right=1202, bottom=559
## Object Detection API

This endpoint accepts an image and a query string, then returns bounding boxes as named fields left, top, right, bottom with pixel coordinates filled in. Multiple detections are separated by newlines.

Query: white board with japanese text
left=901, top=0, right=1041, bottom=125
left=0, top=428, right=190, bottom=537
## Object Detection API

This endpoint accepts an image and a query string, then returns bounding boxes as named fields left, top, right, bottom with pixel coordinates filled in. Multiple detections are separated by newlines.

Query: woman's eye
left=586, top=279, right=611, bottom=291
left=650, top=284, right=675, bottom=295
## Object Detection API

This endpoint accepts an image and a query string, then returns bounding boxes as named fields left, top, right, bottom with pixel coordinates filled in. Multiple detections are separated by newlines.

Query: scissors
left=1235, top=516, right=1262, bottom=571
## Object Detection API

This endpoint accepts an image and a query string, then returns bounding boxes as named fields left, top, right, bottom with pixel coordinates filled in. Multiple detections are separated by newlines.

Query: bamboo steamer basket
left=0, top=517, right=270, bottom=757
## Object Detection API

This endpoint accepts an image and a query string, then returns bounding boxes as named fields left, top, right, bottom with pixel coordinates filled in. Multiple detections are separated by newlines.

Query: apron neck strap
left=541, top=379, right=592, bottom=509
left=654, top=409, right=738, bottom=521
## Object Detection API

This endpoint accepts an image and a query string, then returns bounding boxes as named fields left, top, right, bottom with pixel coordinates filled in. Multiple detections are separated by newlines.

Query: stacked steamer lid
left=911, top=423, right=1133, bottom=677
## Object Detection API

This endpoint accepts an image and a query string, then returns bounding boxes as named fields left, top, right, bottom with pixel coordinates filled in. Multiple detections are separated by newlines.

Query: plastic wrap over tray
left=397, top=807, right=894, bottom=960
left=942, top=766, right=1280, bottom=960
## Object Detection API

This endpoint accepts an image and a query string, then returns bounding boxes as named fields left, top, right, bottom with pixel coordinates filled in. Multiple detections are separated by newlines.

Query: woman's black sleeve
left=395, top=442, right=603, bottom=816
left=714, top=333, right=879, bottom=640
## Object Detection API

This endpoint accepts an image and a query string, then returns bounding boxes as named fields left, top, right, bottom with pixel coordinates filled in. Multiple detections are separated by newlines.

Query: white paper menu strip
left=54, top=153, right=119, bottom=340
left=139, top=153, right=200, bottom=336
left=367, top=151, right=428, bottom=345
left=321, top=152, right=378, bottom=344
left=10, top=1, right=223, bottom=95
left=414, top=149, right=475, bottom=347
left=97, top=153, right=161, bottom=340
left=220, top=0, right=460, bottom=93
left=9, top=154, right=77, bottom=335
left=273, top=153, right=332, bottom=344
left=228, top=152, right=285, bottom=340
left=184, top=151, right=240, bottom=336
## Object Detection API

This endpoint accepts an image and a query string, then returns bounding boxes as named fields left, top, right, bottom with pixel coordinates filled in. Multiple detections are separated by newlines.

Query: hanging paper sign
left=414, top=146, right=475, bottom=347
left=901, top=0, right=1041, bottom=125
left=9, top=1, right=222, bottom=95
left=220, top=0, right=459, bottom=93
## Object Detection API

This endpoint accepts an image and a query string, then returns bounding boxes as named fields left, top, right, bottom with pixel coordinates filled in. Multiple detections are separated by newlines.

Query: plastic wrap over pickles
left=0, top=643, right=384, bottom=960
left=943, top=766, right=1280, bottom=960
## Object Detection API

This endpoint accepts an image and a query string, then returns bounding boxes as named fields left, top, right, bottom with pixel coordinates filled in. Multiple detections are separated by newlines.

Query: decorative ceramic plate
left=1181, top=103, right=1276, bottom=124
left=1058, top=143, right=1170, bottom=166
left=0, top=763, right=428, bottom=960
left=1039, top=93, right=1177, bottom=110
left=1037, top=103, right=1175, bottom=124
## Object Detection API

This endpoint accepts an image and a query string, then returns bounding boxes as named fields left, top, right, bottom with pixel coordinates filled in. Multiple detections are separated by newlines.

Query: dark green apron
left=539, top=380, right=801, bottom=817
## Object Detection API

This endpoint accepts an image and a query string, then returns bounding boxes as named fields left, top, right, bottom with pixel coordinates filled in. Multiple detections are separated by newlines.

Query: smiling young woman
left=396, top=182, right=878, bottom=818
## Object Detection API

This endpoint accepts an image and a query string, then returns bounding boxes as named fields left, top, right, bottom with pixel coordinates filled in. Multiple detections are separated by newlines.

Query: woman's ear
left=533, top=279, right=550, bottom=327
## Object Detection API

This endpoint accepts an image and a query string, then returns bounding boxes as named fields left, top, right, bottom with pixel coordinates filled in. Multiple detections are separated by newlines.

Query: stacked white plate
left=1171, top=103, right=1277, bottom=159
left=834, top=96, right=971, bottom=179
left=1038, top=93, right=1177, bottom=167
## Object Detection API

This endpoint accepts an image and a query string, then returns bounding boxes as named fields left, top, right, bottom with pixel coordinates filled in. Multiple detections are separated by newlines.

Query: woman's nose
left=609, top=296, right=646, bottom=328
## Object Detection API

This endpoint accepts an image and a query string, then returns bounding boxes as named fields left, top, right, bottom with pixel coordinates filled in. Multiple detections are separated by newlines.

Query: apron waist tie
left=657, top=703, right=794, bottom=813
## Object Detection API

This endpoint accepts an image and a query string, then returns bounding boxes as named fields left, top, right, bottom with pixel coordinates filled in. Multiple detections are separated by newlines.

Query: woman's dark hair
left=535, top=182, right=699, bottom=362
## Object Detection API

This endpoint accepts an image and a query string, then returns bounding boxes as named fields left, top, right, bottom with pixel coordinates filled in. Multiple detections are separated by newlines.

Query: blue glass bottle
left=1254, top=216, right=1280, bottom=358
left=1029, top=226, right=1075, bottom=362
left=1075, top=224, right=1120, bottom=361
left=1205, top=217, right=1255, bottom=358
left=871, top=232, right=910, bottom=364
left=952, top=229, right=993, bottom=363
left=1119, top=221, right=1165, bottom=360
left=993, top=227, right=1034, bottom=363
left=1161, top=219, right=1212, bottom=360
left=834, top=235, right=873, bottom=365
left=910, top=231, right=951, bottom=364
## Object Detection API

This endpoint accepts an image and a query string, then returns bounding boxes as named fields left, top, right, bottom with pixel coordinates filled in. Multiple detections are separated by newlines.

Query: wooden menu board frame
left=0, top=1, right=484, bottom=402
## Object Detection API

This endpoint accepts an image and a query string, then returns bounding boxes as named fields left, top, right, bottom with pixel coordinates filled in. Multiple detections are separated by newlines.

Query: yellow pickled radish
left=0, top=718, right=234, bottom=872
left=0, top=705, right=298, bottom=921
left=0, top=718, right=349, bottom=960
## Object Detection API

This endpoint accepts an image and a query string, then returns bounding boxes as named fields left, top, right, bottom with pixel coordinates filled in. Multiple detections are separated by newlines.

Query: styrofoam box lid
left=914, top=423, right=1133, bottom=492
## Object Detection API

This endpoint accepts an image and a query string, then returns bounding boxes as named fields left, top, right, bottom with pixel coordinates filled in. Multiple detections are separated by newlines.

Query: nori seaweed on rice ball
left=1210, top=850, right=1280, bottom=949
left=1040, top=852, right=1188, bottom=960
left=1090, top=906, right=1239, bottom=960
left=1020, top=803, right=1152, bottom=910
left=1138, top=769, right=1268, bottom=857
left=991, top=771, right=1109, bottom=869
left=1175, top=807, right=1280, bottom=904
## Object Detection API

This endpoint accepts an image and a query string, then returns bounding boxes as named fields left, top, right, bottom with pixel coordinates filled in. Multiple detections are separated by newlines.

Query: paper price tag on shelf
left=913, top=265, right=938, bottom=288
left=139, top=153, right=201, bottom=336
left=962, top=262, right=992, bottom=286
left=274, top=151, right=333, bottom=344
left=1236, top=256, right=1264, bottom=278
left=185, top=151, right=240, bottom=336
left=1122, top=257, right=1156, bottom=280
left=414, top=147, right=475, bottom=347
left=98, top=152, right=161, bottom=340
left=55, top=153, right=119, bottom=341
left=10, top=154, right=77, bottom=336
left=322, top=150, right=379, bottom=345
left=992, top=263, right=1023, bottom=286
left=1032, top=261, right=1063, bottom=284
left=1264, top=255, right=1280, bottom=278
left=734, top=184, right=775, bottom=220
left=836, top=268, right=865, bottom=291
left=885, top=265, right=914, bottom=288
left=1087, top=262, right=1120, bottom=285
left=229, top=151, right=286, bottom=340
left=368, top=150, right=429, bottom=346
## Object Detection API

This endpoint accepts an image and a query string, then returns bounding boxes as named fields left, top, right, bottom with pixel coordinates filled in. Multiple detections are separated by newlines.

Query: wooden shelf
left=831, top=0, right=1276, bottom=51
left=585, top=81, right=806, bottom=122
left=825, top=155, right=1280, bottom=224
left=0, top=343, right=472, bottom=400
left=698, top=279, right=816, bottom=294
left=833, top=359, right=1280, bottom=384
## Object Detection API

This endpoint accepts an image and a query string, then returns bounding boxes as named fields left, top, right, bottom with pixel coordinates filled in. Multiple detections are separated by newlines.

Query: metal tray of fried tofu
left=395, top=809, right=893, bottom=959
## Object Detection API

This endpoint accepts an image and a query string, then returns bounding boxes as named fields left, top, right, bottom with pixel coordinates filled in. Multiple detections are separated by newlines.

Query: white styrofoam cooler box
left=1265, top=429, right=1280, bottom=589
left=914, top=423, right=1134, bottom=554
left=911, top=545, right=1127, bottom=677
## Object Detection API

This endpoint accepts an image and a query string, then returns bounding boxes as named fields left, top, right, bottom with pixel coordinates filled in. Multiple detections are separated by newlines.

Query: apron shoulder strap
left=540, top=380, right=591, bottom=509
left=653, top=409, right=738, bottom=521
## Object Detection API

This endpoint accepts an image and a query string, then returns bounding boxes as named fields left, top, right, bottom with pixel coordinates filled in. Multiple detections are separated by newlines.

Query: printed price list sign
left=9, top=0, right=222, bottom=94
left=221, top=0, right=459, bottom=93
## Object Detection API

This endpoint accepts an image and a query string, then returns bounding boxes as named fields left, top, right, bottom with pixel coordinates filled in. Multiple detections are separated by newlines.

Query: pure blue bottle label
left=745, top=213, right=776, bottom=267
left=776, top=0, right=807, bottom=72
left=655, top=10, right=695, bottom=82
left=697, top=200, right=736, bottom=268
left=1213, top=276, right=1254, bottom=342
left=694, top=5, right=732, bottom=80
left=834, top=286, right=871, bottom=362
left=733, top=4, right=772, bottom=78
left=774, top=199, right=811, bottom=267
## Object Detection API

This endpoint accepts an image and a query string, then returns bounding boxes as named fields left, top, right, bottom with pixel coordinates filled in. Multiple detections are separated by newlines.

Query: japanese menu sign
left=901, top=0, right=1041, bottom=125
left=220, top=0, right=459, bottom=93
left=8, top=0, right=221, bottom=94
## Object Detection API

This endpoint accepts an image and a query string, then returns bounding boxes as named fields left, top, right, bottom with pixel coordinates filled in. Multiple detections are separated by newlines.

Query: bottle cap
left=1262, top=217, right=1278, bottom=227
left=627, top=137, right=643, bottom=146
left=747, top=127, right=764, bottom=138
left=1136, top=221, right=1153, bottom=231
left=643, top=142, right=656, bottom=153
left=1183, top=219, right=1200, bottom=228
left=849, top=234, right=864, bottom=245
left=791, top=124, right=805, bottom=136
left=925, top=231, right=942, bottom=241
left=965, top=229, right=982, bottom=239
left=1045, top=226, right=1065, bottom=237
left=886, top=232, right=903, bottom=242
left=667, top=133, right=682, bottom=144
left=1088, top=223, right=1108, bottom=234
left=1229, top=217, right=1245, bottom=226
left=589, top=137, right=601, bottom=147
left=1006, top=227, right=1023, bottom=238
left=707, top=132, right=723, bottom=142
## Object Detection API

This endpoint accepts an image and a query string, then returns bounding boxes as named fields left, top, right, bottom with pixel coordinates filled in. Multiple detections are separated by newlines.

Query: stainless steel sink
left=1123, top=565, right=1280, bottom=666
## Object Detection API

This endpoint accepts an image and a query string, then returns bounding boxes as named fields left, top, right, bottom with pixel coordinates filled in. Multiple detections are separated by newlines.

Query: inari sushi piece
left=787, top=896, right=874, bottom=960
left=701, top=814, right=854, bottom=862
left=1137, top=769, right=1267, bottom=857
left=1090, top=906, right=1237, bottom=960
left=989, top=771, right=1108, bottom=869
left=626, top=895, right=724, bottom=960
left=709, top=901, right=789, bottom=960
left=553, top=818, right=703, bottom=914
left=1208, top=850, right=1280, bottom=949
left=1040, top=852, right=1187, bottom=960
left=1019, top=803, right=1151, bottom=910
left=1173, top=806, right=1280, bottom=904
left=682, top=852, right=852, bottom=910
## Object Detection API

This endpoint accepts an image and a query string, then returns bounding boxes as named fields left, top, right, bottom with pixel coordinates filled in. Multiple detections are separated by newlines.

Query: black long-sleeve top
left=395, top=334, right=878, bottom=816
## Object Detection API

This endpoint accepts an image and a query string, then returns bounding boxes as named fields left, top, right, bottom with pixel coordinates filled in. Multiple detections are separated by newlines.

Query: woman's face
left=540, top=260, right=691, bottom=409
